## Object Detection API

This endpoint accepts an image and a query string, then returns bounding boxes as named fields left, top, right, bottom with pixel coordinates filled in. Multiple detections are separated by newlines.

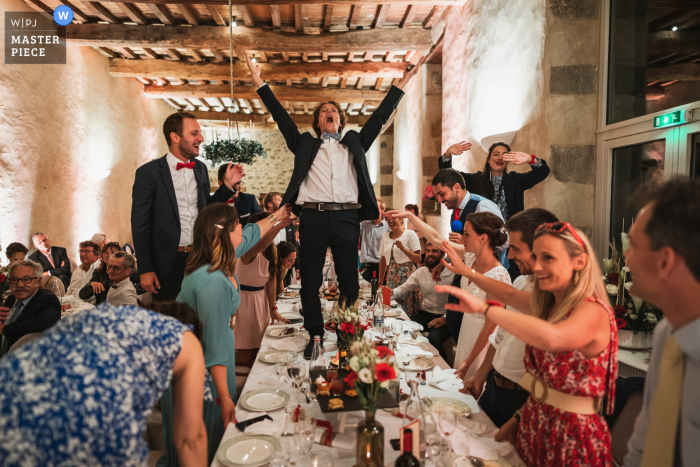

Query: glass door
left=678, top=121, right=700, bottom=179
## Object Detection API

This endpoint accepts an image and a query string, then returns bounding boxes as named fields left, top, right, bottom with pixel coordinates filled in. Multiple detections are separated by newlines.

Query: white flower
left=624, top=266, right=630, bottom=272
left=346, top=317, right=351, bottom=322
left=621, top=232, right=630, bottom=255
left=606, top=284, right=619, bottom=296
left=358, top=368, right=373, bottom=384
left=645, top=313, right=658, bottom=324
left=380, top=381, right=389, bottom=389
left=624, top=282, right=632, bottom=291
left=349, top=356, right=360, bottom=372
left=631, top=295, right=644, bottom=312
left=603, top=259, right=613, bottom=275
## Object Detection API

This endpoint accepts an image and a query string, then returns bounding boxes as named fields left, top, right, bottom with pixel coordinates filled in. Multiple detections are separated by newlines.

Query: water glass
left=391, top=322, right=403, bottom=337
left=310, top=451, right=334, bottom=467
left=436, top=409, right=458, bottom=456
left=293, top=429, right=314, bottom=460
left=269, top=438, right=291, bottom=467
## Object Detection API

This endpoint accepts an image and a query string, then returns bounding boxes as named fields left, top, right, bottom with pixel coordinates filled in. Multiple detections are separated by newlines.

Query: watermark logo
left=53, top=5, right=74, bottom=26
left=5, top=12, right=66, bottom=64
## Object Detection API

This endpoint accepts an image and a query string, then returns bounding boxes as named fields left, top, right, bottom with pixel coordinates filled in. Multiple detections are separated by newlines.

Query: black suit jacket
left=234, top=192, right=262, bottom=226
left=2, top=288, right=61, bottom=350
left=131, top=155, right=234, bottom=278
left=28, top=247, right=72, bottom=281
left=257, top=84, right=404, bottom=222
left=437, top=156, right=550, bottom=219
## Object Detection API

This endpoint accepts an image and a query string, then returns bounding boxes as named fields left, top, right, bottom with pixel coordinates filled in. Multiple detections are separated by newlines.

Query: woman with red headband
left=436, top=222, right=618, bottom=467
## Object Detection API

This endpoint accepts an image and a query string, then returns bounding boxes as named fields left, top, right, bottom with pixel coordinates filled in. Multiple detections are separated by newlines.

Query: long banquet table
left=213, top=295, right=526, bottom=467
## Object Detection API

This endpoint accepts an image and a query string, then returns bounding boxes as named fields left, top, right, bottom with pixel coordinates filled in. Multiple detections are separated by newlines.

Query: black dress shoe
left=303, top=334, right=324, bottom=360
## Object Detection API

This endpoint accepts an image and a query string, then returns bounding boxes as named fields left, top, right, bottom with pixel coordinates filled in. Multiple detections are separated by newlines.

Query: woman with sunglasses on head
left=438, top=141, right=550, bottom=221
left=384, top=209, right=511, bottom=379
left=163, top=201, right=291, bottom=466
left=436, top=222, right=618, bottom=467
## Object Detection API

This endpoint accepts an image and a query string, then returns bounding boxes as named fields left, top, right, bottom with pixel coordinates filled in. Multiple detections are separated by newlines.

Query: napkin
left=384, top=318, right=424, bottom=332
left=243, top=412, right=287, bottom=437
left=426, top=367, right=460, bottom=391
left=447, top=428, right=498, bottom=460
left=272, top=337, right=306, bottom=352
left=396, top=343, right=436, bottom=357
left=331, top=433, right=356, bottom=451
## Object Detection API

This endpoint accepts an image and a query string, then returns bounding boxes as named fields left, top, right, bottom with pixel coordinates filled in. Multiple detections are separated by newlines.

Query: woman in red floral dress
left=437, top=222, right=618, bottom=466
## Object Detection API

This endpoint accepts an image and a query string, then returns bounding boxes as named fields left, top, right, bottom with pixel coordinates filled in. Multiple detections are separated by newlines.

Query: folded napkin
left=429, top=367, right=463, bottom=391
left=463, top=420, right=514, bottom=457
left=243, top=412, right=287, bottom=437
left=396, top=343, right=437, bottom=357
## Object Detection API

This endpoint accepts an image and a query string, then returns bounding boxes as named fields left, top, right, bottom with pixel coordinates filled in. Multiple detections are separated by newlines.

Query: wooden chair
left=8, top=332, right=44, bottom=353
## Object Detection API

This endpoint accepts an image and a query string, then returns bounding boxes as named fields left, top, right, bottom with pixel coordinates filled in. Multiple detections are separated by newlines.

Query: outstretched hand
left=224, top=163, right=246, bottom=189
left=384, top=209, right=412, bottom=220
left=502, top=152, right=532, bottom=165
left=434, top=284, right=487, bottom=315
left=243, top=50, right=264, bottom=87
left=440, top=241, right=472, bottom=277
left=396, top=56, right=426, bottom=90
left=445, top=141, right=472, bottom=158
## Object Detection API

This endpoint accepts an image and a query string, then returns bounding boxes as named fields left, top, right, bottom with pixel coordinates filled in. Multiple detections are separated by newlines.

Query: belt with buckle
left=301, top=202, right=362, bottom=211
left=519, top=372, right=601, bottom=415
left=177, top=245, right=193, bottom=253
left=493, top=371, right=527, bottom=392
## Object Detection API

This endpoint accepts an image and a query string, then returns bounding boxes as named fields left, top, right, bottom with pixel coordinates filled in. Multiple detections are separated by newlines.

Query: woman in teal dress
left=158, top=201, right=292, bottom=467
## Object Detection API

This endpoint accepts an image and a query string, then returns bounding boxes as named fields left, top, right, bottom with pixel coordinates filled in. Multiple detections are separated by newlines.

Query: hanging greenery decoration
left=201, top=138, right=267, bottom=166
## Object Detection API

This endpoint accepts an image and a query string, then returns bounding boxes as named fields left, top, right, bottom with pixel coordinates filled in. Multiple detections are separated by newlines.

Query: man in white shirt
left=131, top=112, right=245, bottom=301
left=244, top=51, right=423, bottom=359
left=105, top=252, right=138, bottom=307
left=392, top=242, right=454, bottom=361
left=457, top=208, right=559, bottom=428
left=359, top=198, right=390, bottom=283
left=65, top=241, right=100, bottom=299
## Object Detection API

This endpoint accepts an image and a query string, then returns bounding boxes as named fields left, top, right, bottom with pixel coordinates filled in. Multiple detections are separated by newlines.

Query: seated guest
left=265, top=191, right=299, bottom=282
left=447, top=208, right=559, bottom=427
left=80, top=243, right=142, bottom=304
left=391, top=242, right=454, bottom=361
left=359, top=198, right=390, bottom=283
left=28, top=233, right=72, bottom=288
left=378, top=209, right=422, bottom=314
left=276, top=241, right=297, bottom=295
left=65, top=241, right=101, bottom=298
left=623, top=179, right=700, bottom=467
left=0, top=302, right=208, bottom=465
left=218, top=164, right=261, bottom=226
left=5, top=242, right=28, bottom=264
left=235, top=212, right=290, bottom=367
left=405, top=203, right=427, bottom=264
left=106, top=252, right=138, bottom=306
left=0, top=260, right=61, bottom=355
left=91, top=233, right=107, bottom=251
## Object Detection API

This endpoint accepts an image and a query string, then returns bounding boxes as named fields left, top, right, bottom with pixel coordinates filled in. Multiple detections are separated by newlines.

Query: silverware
left=301, top=388, right=311, bottom=403
left=469, top=457, right=485, bottom=467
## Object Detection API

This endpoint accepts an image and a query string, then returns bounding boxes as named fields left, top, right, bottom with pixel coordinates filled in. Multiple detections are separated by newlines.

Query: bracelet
left=268, top=214, right=278, bottom=224
left=514, top=409, right=522, bottom=423
left=483, top=304, right=492, bottom=317
left=471, top=268, right=476, bottom=279
left=530, top=154, right=537, bottom=165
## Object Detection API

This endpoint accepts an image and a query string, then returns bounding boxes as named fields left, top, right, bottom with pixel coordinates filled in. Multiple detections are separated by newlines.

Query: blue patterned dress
left=0, top=303, right=190, bottom=466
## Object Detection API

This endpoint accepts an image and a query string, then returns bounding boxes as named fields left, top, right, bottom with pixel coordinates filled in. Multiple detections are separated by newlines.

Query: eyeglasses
left=536, top=222, right=585, bottom=249
left=9, top=277, right=38, bottom=285
left=106, top=265, right=122, bottom=272
left=78, top=249, right=94, bottom=254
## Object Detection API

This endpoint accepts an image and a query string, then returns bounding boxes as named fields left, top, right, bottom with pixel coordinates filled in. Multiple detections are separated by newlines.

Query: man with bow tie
left=105, top=252, right=138, bottom=307
left=131, top=112, right=246, bottom=301
left=244, top=51, right=424, bottom=359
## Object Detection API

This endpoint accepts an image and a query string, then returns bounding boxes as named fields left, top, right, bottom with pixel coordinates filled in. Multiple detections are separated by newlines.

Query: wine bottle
left=370, top=271, right=378, bottom=298
left=396, top=430, right=420, bottom=467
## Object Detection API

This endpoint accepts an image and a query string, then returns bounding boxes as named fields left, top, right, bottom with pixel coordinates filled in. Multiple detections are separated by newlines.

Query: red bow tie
left=176, top=161, right=195, bottom=170
left=226, top=199, right=236, bottom=204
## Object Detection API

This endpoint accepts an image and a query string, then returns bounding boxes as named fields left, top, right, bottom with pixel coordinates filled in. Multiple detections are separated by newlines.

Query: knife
left=235, top=414, right=273, bottom=431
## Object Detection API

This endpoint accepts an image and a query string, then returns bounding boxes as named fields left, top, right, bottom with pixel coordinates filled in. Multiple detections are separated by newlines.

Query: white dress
left=453, top=260, right=512, bottom=379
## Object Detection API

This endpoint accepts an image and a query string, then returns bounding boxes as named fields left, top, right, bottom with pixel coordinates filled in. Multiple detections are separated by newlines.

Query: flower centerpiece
left=346, top=340, right=399, bottom=467
left=327, top=303, right=369, bottom=366
left=604, top=224, right=662, bottom=349
left=201, top=138, right=267, bottom=166
left=0, top=267, right=9, bottom=302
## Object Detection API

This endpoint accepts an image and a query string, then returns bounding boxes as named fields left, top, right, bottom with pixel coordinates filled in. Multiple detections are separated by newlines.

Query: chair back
left=8, top=332, right=44, bottom=354
left=41, top=275, right=65, bottom=296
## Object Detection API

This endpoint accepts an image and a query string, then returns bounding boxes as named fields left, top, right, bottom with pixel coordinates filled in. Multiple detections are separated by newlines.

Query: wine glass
left=310, top=451, right=334, bottom=467
left=293, top=426, right=314, bottom=460
left=391, top=321, right=403, bottom=338
left=436, top=409, right=458, bottom=456
left=298, top=408, right=317, bottom=434
left=383, top=323, right=393, bottom=340
left=51, top=279, right=63, bottom=303
left=287, top=361, right=305, bottom=404
left=269, top=438, right=291, bottom=467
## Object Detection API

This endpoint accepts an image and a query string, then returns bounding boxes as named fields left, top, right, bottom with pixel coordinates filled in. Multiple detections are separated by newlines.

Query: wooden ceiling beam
left=146, top=3, right=175, bottom=25
left=324, top=5, right=334, bottom=31
left=167, top=48, right=184, bottom=60
left=177, top=4, right=199, bottom=26
left=67, top=24, right=435, bottom=53
left=84, top=1, right=120, bottom=23
left=423, top=5, right=446, bottom=28
left=115, top=46, right=138, bottom=58
left=206, top=4, right=226, bottom=26
left=648, top=30, right=700, bottom=55
left=270, top=5, right=281, bottom=31
left=117, top=2, right=148, bottom=24
left=400, top=4, right=417, bottom=28
left=190, top=110, right=369, bottom=125
left=142, top=47, right=158, bottom=59
left=189, top=48, right=203, bottom=61
left=109, top=59, right=408, bottom=80
left=63, top=0, right=93, bottom=22
left=373, top=4, right=388, bottom=28
left=108, top=0, right=462, bottom=4
left=212, top=48, right=224, bottom=62
left=145, top=84, right=388, bottom=102
left=238, top=5, right=255, bottom=27
left=349, top=4, right=362, bottom=30
left=294, top=5, right=303, bottom=32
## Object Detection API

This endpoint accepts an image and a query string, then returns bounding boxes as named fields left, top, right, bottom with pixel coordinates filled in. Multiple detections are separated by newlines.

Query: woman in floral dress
left=378, top=214, right=421, bottom=314
left=437, top=222, right=618, bottom=466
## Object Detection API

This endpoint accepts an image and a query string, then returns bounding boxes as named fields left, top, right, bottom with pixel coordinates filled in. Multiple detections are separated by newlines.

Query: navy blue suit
left=2, top=289, right=60, bottom=353
left=233, top=192, right=262, bottom=226
left=28, top=247, right=72, bottom=288
left=131, top=155, right=234, bottom=300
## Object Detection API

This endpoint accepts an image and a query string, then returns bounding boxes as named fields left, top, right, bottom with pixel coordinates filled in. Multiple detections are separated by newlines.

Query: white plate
left=429, top=397, right=472, bottom=416
left=278, top=292, right=300, bottom=300
left=258, top=349, right=298, bottom=364
left=384, top=308, right=401, bottom=317
left=216, top=435, right=280, bottom=467
left=287, top=284, right=302, bottom=290
left=397, top=356, right=435, bottom=371
left=280, top=312, right=302, bottom=320
left=239, top=389, right=290, bottom=411
left=265, top=327, right=299, bottom=338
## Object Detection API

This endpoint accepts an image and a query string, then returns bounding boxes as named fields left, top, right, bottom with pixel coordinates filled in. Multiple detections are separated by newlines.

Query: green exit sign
left=654, top=110, right=685, bottom=128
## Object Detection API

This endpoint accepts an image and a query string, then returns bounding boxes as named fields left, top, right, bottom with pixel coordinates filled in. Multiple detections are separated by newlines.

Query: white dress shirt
left=166, top=152, right=198, bottom=247
left=624, top=316, right=700, bottom=467
left=273, top=228, right=287, bottom=246
left=359, top=220, right=391, bottom=264
left=392, top=266, right=455, bottom=315
left=380, top=229, right=421, bottom=265
left=65, top=261, right=98, bottom=297
left=106, top=277, right=138, bottom=307
left=296, top=137, right=359, bottom=204
left=489, top=274, right=533, bottom=383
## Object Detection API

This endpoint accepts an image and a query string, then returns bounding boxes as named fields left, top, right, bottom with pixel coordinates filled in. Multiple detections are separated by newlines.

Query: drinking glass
left=269, top=438, right=291, bottom=467
left=436, top=409, right=458, bottom=456
left=275, top=354, right=290, bottom=377
left=425, top=432, right=443, bottom=467
left=310, top=451, right=334, bottom=467
left=391, top=322, right=403, bottom=338
left=287, top=361, right=305, bottom=404
left=383, top=323, right=393, bottom=340
left=51, top=280, right=63, bottom=303
left=298, top=408, right=317, bottom=434
left=293, top=427, right=314, bottom=460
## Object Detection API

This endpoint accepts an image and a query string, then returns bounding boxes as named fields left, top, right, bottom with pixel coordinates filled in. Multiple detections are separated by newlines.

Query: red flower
left=358, top=323, right=369, bottom=331
left=344, top=371, right=358, bottom=386
left=376, top=346, right=394, bottom=359
left=423, top=185, right=435, bottom=201
left=606, top=273, right=619, bottom=286
left=375, top=362, right=396, bottom=382
left=612, top=305, right=627, bottom=318
left=0, top=274, right=5, bottom=282
left=615, top=317, right=627, bottom=329
left=339, top=323, right=355, bottom=334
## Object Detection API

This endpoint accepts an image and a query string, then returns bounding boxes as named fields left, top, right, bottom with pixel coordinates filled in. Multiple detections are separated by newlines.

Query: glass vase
left=356, top=411, right=384, bottom=467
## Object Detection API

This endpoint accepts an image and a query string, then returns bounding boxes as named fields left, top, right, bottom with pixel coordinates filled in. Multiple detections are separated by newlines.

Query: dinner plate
left=397, top=356, right=435, bottom=371
left=257, top=349, right=298, bottom=364
left=265, top=326, right=299, bottom=338
left=239, top=389, right=290, bottom=412
left=287, top=284, right=302, bottom=290
left=429, top=397, right=472, bottom=416
left=384, top=308, right=401, bottom=317
left=278, top=291, right=300, bottom=300
left=280, top=312, right=302, bottom=320
left=216, top=435, right=280, bottom=467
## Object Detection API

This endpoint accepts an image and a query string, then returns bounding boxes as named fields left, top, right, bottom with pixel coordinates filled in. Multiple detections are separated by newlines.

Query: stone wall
left=0, top=0, right=173, bottom=266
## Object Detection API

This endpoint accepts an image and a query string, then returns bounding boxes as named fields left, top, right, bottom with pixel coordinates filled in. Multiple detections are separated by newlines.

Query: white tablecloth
left=213, top=296, right=525, bottom=467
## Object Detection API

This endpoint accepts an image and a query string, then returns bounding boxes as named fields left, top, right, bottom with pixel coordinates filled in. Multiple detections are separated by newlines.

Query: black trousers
left=299, top=209, right=360, bottom=336
left=152, top=251, right=189, bottom=302
left=410, top=310, right=451, bottom=362
left=360, top=262, right=380, bottom=283
left=478, top=369, right=530, bottom=428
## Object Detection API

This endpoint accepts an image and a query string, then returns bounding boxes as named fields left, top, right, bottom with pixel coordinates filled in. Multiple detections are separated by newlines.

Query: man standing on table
left=244, top=51, right=424, bottom=358
left=131, top=112, right=246, bottom=301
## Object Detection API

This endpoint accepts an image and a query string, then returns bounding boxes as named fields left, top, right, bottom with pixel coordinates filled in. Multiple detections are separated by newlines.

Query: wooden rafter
left=206, top=4, right=226, bottom=26
left=142, top=47, right=158, bottom=59
left=647, top=63, right=700, bottom=80
left=117, top=2, right=148, bottom=24
left=146, top=3, right=175, bottom=24
left=324, top=5, right=334, bottom=30
left=423, top=5, right=446, bottom=27
left=62, top=0, right=92, bottom=22
left=348, top=4, right=362, bottom=30
left=270, top=6, right=281, bottom=31
left=238, top=5, right=255, bottom=27
left=189, top=49, right=203, bottom=61
left=84, top=2, right=120, bottom=23
left=190, top=110, right=369, bottom=125
left=115, top=46, right=137, bottom=58
left=177, top=4, right=199, bottom=25
left=400, top=4, right=417, bottom=28
left=373, top=4, right=389, bottom=28
left=295, top=5, right=303, bottom=32
left=648, top=31, right=700, bottom=55
left=167, top=48, right=184, bottom=60
left=145, top=85, right=387, bottom=102
left=212, top=49, right=224, bottom=62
